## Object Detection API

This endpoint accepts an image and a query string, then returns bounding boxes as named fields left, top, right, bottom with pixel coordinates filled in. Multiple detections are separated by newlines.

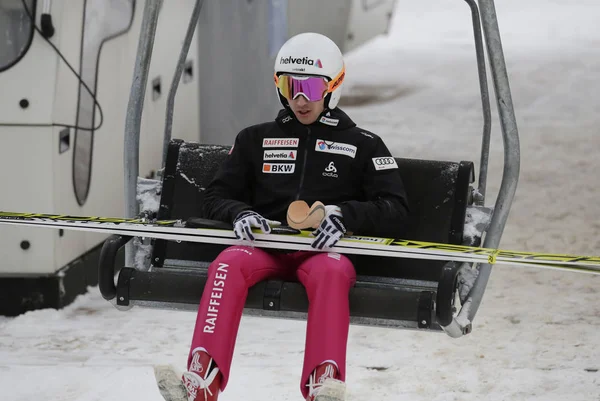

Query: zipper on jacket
left=295, top=127, right=311, bottom=200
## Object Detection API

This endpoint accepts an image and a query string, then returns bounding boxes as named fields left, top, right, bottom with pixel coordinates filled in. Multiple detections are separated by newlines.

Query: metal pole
left=162, top=0, right=205, bottom=170
left=464, top=0, right=492, bottom=205
left=124, top=0, right=163, bottom=268
left=466, top=0, right=521, bottom=322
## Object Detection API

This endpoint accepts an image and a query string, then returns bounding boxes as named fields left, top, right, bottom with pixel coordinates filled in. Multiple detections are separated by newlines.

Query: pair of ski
left=0, top=209, right=598, bottom=275
left=153, top=365, right=343, bottom=401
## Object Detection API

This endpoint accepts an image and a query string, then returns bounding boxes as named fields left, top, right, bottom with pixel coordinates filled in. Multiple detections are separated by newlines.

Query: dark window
left=0, top=0, right=36, bottom=73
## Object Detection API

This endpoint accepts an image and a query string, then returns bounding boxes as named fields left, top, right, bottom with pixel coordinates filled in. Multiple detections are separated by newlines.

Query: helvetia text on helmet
left=280, top=56, right=318, bottom=66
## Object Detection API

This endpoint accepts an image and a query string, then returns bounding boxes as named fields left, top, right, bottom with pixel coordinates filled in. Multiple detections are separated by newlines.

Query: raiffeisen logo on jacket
left=263, top=138, right=300, bottom=148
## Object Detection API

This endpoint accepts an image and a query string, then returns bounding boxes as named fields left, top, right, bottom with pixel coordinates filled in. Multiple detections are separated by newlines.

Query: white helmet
left=274, top=32, right=346, bottom=110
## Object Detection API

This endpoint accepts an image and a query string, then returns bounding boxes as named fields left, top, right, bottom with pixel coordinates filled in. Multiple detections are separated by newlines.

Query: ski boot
left=182, top=348, right=222, bottom=401
left=306, top=362, right=346, bottom=401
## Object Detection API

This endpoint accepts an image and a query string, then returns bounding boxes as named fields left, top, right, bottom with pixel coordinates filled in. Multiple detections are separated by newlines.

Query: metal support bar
left=464, top=0, right=492, bottom=204
left=124, top=0, right=163, bottom=267
left=98, top=235, right=133, bottom=300
left=161, top=0, right=205, bottom=169
left=465, top=0, right=521, bottom=323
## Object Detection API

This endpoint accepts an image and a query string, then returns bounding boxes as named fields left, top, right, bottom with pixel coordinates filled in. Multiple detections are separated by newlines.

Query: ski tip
left=315, top=378, right=346, bottom=401
left=154, top=364, right=188, bottom=401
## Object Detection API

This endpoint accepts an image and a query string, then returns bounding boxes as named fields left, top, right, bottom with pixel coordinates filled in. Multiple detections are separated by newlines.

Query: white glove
left=311, top=205, right=347, bottom=250
left=233, top=211, right=280, bottom=241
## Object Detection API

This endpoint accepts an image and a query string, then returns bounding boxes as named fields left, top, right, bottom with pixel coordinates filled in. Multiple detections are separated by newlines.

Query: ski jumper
left=192, top=107, right=409, bottom=397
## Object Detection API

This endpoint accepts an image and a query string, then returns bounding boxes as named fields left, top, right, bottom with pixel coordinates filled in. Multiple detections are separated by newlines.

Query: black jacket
left=202, top=108, right=409, bottom=237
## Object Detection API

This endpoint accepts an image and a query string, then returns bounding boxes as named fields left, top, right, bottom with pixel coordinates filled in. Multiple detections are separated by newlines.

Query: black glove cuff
left=234, top=210, right=257, bottom=224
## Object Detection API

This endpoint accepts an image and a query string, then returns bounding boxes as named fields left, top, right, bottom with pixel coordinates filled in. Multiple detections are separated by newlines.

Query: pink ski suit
left=187, top=245, right=356, bottom=398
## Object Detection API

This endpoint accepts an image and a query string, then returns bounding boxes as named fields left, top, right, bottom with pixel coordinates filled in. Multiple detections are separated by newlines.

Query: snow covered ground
left=1, top=0, right=599, bottom=400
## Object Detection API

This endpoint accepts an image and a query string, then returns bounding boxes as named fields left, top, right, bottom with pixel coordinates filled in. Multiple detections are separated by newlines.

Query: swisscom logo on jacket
left=202, top=108, right=409, bottom=237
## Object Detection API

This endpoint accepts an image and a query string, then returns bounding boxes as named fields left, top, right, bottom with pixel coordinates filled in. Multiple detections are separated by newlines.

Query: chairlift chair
left=98, top=0, right=520, bottom=339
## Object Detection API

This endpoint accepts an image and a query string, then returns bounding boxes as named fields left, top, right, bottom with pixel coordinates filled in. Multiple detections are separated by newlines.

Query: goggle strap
left=327, top=65, right=346, bottom=93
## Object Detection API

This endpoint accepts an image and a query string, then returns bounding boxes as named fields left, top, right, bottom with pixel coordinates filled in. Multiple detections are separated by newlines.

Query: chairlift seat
left=99, top=139, right=475, bottom=331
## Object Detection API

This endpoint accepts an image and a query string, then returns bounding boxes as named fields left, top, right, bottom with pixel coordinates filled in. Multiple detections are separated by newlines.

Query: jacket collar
left=275, top=108, right=356, bottom=134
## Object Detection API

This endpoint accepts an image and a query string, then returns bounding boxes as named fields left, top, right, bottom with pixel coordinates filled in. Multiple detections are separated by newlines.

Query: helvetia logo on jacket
left=315, top=140, right=357, bottom=158
left=263, top=163, right=296, bottom=174
left=263, top=150, right=297, bottom=161
left=263, top=138, right=300, bottom=148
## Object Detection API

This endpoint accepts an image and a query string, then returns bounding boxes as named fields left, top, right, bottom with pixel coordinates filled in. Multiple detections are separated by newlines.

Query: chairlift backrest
left=151, top=139, right=475, bottom=282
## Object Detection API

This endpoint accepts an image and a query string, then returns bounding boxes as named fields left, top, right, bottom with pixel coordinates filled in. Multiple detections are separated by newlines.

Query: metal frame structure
left=120, top=0, right=520, bottom=338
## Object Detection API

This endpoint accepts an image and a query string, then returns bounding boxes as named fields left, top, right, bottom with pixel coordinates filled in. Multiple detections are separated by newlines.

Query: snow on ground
left=1, top=1, right=599, bottom=400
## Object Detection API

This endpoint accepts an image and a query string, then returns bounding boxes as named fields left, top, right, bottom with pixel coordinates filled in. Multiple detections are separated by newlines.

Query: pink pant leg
left=294, top=252, right=357, bottom=398
left=188, top=245, right=290, bottom=390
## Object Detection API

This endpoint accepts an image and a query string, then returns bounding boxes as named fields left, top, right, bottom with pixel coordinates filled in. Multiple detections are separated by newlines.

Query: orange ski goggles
left=274, top=68, right=345, bottom=102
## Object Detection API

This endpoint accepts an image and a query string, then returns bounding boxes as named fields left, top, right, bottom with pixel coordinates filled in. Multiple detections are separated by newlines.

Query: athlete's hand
left=233, top=211, right=280, bottom=241
left=311, top=205, right=347, bottom=249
